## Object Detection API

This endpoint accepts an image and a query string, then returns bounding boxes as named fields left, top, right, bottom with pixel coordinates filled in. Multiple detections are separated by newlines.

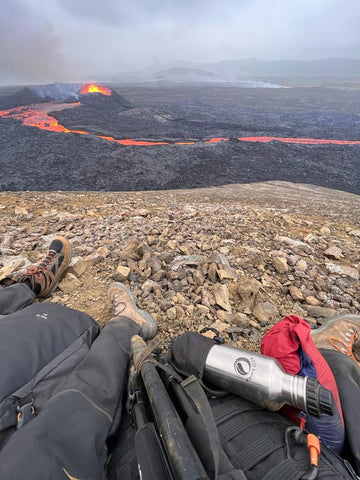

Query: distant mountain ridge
left=156, top=67, right=219, bottom=82
left=205, top=58, right=360, bottom=78
left=104, top=58, right=360, bottom=84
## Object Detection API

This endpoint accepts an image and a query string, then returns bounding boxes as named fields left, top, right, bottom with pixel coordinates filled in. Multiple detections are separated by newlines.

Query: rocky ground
left=0, top=182, right=359, bottom=352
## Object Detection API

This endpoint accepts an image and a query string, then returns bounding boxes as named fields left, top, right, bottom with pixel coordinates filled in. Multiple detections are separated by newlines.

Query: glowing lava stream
left=0, top=101, right=359, bottom=146
left=237, top=136, right=360, bottom=146
left=0, top=102, right=89, bottom=135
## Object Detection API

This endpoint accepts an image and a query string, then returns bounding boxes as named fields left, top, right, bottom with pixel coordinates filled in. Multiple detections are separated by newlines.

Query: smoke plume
left=0, top=0, right=72, bottom=84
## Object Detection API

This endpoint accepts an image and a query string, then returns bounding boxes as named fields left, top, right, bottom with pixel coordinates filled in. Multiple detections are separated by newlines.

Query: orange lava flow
left=237, top=136, right=360, bottom=145
left=204, top=137, right=229, bottom=143
left=98, top=135, right=169, bottom=146
left=0, top=101, right=359, bottom=148
left=80, top=83, right=111, bottom=95
left=0, top=102, right=89, bottom=135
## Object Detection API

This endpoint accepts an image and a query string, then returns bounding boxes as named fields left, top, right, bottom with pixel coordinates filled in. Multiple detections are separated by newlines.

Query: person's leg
left=0, top=283, right=35, bottom=315
left=320, top=349, right=360, bottom=475
left=311, top=315, right=360, bottom=475
left=0, top=283, right=157, bottom=480
left=0, top=236, right=72, bottom=316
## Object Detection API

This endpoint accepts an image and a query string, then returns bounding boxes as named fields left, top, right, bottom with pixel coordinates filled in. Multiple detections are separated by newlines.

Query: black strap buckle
left=199, top=327, right=225, bottom=344
left=17, top=399, right=35, bottom=429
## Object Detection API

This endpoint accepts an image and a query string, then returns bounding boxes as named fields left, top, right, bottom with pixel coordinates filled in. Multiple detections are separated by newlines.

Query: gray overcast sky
left=1, top=0, right=359, bottom=83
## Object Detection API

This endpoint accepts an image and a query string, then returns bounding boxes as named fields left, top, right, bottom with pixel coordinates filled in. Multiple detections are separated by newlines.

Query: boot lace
left=111, top=293, right=126, bottom=317
left=329, top=329, right=359, bottom=363
left=24, top=251, right=57, bottom=277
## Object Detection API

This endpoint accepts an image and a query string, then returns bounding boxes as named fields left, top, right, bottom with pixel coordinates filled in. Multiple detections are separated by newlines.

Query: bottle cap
left=305, top=377, right=333, bottom=418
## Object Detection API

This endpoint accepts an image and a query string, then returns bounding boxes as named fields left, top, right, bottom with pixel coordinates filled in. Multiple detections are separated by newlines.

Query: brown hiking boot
left=19, top=236, right=72, bottom=298
left=311, top=314, right=360, bottom=363
left=108, top=282, right=157, bottom=340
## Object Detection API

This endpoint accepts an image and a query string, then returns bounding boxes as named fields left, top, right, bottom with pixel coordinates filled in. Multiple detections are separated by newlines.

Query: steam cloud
left=30, top=83, right=81, bottom=100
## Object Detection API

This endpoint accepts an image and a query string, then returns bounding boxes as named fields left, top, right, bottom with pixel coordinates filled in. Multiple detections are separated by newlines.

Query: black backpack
left=0, top=303, right=99, bottom=452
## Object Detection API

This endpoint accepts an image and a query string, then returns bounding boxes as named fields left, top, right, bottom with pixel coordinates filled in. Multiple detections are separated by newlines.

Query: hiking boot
left=311, top=314, right=360, bottom=363
left=108, top=282, right=157, bottom=340
left=19, top=236, right=72, bottom=298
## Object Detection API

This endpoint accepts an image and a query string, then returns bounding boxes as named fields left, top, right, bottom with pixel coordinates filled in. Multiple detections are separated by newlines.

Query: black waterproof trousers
left=0, top=283, right=139, bottom=480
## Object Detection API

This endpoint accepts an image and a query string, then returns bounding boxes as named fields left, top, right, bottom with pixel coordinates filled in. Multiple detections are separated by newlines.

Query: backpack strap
left=230, top=431, right=284, bottom=471
left=218, top=471, right=247, bottom=480
left=181, top=375, right=235, bottom=479
left=262, top=458, right=306, bottom=480
left=219, top=410, right=284, bottom=444
left=212, top=399, right=261, bottom=427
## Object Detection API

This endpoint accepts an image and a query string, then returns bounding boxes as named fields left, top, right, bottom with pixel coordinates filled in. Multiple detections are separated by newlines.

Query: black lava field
left=0, top=84, right=359, bottom=194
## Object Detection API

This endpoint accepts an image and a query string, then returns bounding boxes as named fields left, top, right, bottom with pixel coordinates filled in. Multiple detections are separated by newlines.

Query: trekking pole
left=131, top=335, right=209, bottom=480
left=159, top=359, right=235, bottom=478
left=128, top=366, right=174, bottom=480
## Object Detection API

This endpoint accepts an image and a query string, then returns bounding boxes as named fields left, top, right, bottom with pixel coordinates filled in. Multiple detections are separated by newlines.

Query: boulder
left=217, top=310, right=233, bottom=323
left=58, top=273, right=83, bottom=292
left=275, top=235, right=310, bottom=249
left=326, top=263, right=359, bottom=280
left=166, top=307, right=177, bottom=320
left=120, top=239, right=140, bottom=261
left=97, top=246, right=110, bottom=259
left=253, top=302, right=279, bottom=323
left=207, top=262, right=218, bottom=282
left=212, top=253, right=237, bottom=280
left=236, top=278, right=261, bottom=314
left=69, top=257, right=92, bottom=277
left=324, top=246, right=343, bottom=260
left=214, top=284, right=232, bottom=312
left=232, top=312, right=250, bottom=328
left=14, top=206, right=28, bottom=215
left=304, top=305, right=336, bottom=318
left=197, top=304, right=210, bottom=315
left=305, top=296, right=321, bottom=306
left=217, top=268, right=237, bottom=281
left=296, top=260, right=307, bottom=270
left=273, top=257, right=289, bottom=274
left=0, top=256, right=29, bottom=281
left=289, top=285, right=304, bottom=301
left=209, top=319, right=229, bottom=333
left=170, top=255, right=205, bottom=271
left=114, top=265, right=131, bottom=282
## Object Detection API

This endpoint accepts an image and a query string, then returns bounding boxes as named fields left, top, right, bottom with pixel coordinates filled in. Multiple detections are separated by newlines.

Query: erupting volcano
left=0, top=83, right=359, bottom=194
left=80, top=83, right=111, bottom=95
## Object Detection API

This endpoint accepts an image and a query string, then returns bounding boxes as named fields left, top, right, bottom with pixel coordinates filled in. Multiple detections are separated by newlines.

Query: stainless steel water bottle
left=204, top=345, right=333, bottom=418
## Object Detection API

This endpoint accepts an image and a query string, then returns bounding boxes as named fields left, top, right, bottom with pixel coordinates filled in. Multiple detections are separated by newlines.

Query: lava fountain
left=79, top=83, right=111, bottom=95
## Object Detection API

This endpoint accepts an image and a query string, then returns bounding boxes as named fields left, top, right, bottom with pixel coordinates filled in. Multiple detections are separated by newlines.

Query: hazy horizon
left=1, top=0, right=360, bottom=84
